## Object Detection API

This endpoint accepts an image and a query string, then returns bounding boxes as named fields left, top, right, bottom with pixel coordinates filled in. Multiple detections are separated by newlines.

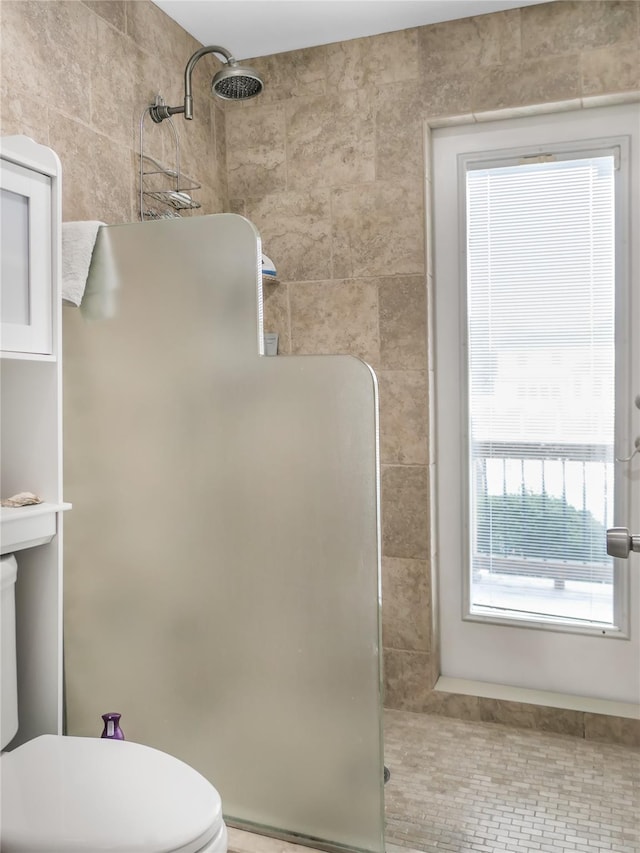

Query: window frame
left=456, top=135, right=632, bottom=638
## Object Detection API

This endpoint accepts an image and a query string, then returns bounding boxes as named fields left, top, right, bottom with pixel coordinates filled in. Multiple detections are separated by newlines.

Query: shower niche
left=138, top=96, right=201, bottom=221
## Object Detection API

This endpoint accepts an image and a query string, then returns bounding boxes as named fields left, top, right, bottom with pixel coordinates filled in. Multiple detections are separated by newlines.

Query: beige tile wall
left=224, top=0, right=640, bottom=715
left=0, top=0, right=227, bottom=222
left=2, top=0, right=638, bottom=734
left=410, top=690, right=640, bottom=746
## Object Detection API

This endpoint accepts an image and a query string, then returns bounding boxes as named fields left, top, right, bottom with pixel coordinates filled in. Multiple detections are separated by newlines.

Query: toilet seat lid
left=1, top=735, right=223, bottom=853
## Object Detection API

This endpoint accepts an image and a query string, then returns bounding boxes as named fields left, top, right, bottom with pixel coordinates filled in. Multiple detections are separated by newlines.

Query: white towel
left=62, top=221, right=106, bottom=306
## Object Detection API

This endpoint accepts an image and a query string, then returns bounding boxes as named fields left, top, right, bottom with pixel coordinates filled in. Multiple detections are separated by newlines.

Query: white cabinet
left=0, top=136, right=68, bottom=747
left=1, top=150, right=54, bottom=355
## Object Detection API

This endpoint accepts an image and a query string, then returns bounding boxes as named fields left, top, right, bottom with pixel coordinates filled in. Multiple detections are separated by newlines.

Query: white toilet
left=0, top=553, right=229, bottom=853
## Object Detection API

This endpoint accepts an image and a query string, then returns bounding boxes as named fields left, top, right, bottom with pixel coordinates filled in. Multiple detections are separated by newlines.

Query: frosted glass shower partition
left=62, top=215, right=384, bottom=853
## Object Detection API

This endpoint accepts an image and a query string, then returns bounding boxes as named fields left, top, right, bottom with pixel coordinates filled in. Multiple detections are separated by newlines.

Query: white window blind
left=465, top=153, right=616, bottom=626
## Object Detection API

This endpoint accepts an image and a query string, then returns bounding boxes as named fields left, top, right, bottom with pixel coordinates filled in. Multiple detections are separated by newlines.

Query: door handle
left=607, top=527, right=640, bottom=559
left=615, top=436, right=640, bottom=462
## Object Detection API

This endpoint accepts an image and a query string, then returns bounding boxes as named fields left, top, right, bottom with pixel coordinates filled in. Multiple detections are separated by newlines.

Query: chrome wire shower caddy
left=139, top=96, right=201, bottom=222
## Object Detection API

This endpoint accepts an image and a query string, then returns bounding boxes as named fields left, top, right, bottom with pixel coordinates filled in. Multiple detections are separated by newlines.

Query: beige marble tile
left=0, top=85, right=49, bottom=143
left=418, top=693, right=640, bottom=748
left=421, top=69, right=476, bottom=122
left=331, top=182, right=425, bottom=279
left=125, top=0, right=189, bottom=70
left=90, top=15, right=147, bottom=149
left=244, top=190, right=332, bottom=282
left=582, top=0, right=640, bottom=50
left=478, top=698, right=584, bottom=736
left=383, top=648, right=433, bottom=711
left=418, top=9, right=521, bottom=77
left=374, top=83, right=426, bottom=181
left=522, top=0, right=639, bottom=59
left=581, top=40, right=640, bottom=96
left=382, top=557, right=431, bottom=652
left=262, top=281, right=290, bottom=355
left=584, top=712, right=640, bottom=747
left=213, top=104, right=228, bottom=207
left=1, top=0, right=98, bottom=121
left=289, top=279, right=379, bottom=364
left=83, top=0, right=125, bottom=32
left=197, top=181, right=225, bottom=216
left=375, top=72, right=472, bottom=180
left=203, top=173, right=227, bottom=218
left=326, top=28, right=419, bottom=92
left=381, top=465, right=429, bottom=560
left=384, top=708, right=639, bottom=852
left=377, top=371, right=429, bottom=465
left=242, top=46, right=327, bottom=105
left=420, top=690, right=483, bottom=720
left=472, top=54, right=581, bottom=113
left=177, top=116, right=217, bottom=200
left=378, top=276, right=428, bottom=371
left=48, top=112, right=133, bottom=223
left=286, top=91, right=375, bottom=189
left=226, top=103, right=287, bottom=198
left=228, top=199, right=246, bottom=216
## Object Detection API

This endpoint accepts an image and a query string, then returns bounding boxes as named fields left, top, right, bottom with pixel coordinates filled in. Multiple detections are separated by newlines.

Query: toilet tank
left=1, top=554, right=19, bottom=749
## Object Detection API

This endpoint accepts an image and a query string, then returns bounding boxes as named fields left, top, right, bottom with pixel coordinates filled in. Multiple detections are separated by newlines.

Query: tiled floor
left=227, top=709, right=639, bottom=853
left=384, top=709, right=640, bottom=853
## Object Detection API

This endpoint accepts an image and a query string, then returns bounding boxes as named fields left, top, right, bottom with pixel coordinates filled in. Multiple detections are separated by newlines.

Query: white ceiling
left=151, top=0, right=549, bottom=60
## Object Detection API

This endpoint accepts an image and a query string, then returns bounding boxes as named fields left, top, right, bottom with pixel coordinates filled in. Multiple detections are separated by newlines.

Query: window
left=465, top=152, right=616, bottom=627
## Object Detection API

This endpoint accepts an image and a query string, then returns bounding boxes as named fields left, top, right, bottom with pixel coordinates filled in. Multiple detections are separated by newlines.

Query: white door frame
left=430, top=101, right=640, bottom=705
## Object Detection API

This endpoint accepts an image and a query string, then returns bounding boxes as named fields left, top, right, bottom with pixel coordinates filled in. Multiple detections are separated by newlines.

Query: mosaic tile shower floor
left=384, top=709, right=640, bottom=853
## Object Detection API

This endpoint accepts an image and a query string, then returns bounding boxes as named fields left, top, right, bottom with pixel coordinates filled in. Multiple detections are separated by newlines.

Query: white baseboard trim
left=434, top=676, right=640, bottom=720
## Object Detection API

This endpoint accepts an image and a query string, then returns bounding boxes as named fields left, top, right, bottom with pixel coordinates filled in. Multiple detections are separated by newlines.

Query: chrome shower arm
left=183, top=46, right=235, bottom=119
left=150, top=45, right=236, bottom=123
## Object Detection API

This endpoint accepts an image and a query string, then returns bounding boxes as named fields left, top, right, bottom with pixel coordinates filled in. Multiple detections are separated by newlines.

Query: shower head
left=150, top=45, right=264, bottom=123
left=212, top=60, right=263, bottom=101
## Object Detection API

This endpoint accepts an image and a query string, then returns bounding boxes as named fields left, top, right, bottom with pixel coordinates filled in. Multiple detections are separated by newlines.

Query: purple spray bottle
left=101, top=712, right=125, bottom=740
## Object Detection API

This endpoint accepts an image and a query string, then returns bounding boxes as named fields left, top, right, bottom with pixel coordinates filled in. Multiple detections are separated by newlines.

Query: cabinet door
left=1, top=160, right=52, bottom=355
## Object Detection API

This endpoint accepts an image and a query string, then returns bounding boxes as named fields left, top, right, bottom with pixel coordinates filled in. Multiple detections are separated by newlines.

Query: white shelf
left=1, top=351, right=57, bottom=362
left=0, top=502, right=71, bottom=554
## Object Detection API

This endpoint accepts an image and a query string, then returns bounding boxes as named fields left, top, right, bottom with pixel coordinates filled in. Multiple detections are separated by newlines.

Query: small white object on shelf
left=1, top=491, right=42, bottom=508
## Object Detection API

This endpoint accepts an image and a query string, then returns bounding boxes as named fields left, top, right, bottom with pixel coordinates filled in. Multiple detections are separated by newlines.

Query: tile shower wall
left=0, top=0, right=227, bottom=222
left=224, top=1, right=640, bottom=715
